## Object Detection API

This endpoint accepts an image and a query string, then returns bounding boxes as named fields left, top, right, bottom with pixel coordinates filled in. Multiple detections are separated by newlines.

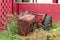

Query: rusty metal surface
left=18, top=14, right=35, bottom=35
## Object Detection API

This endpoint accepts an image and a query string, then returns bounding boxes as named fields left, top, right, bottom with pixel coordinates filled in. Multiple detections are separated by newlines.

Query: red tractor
left=18, top=11, right=52, bottom=35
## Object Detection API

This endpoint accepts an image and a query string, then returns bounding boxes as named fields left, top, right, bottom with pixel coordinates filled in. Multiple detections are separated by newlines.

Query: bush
left=1, top=13, right=23, bottom=40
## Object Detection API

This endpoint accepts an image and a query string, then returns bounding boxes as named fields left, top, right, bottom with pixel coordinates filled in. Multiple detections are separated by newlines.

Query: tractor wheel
left=43, top=16, right=52, bottom=31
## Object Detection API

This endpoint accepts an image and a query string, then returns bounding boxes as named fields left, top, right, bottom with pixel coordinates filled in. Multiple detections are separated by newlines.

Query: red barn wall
left=16, top=3, right=60, bottom=22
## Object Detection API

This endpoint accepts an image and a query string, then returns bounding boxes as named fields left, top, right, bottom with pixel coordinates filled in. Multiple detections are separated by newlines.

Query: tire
left=43, top=16, right=52, bottom=31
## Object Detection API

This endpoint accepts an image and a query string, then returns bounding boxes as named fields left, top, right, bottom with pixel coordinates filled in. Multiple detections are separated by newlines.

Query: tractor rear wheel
left=43, top=16, right=52, bottom=31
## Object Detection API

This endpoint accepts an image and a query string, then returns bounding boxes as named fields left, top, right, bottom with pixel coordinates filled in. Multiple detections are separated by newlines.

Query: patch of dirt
left=21, top=29, right=48, bottom=40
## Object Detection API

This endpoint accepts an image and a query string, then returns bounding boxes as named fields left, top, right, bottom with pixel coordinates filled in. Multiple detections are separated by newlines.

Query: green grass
left=0, top=20, right=60, bottom=40
left=51, top=21, right=60, bottom=32
left=0, top=31, right=23, bottom=40
left=0, top=20, right=23, bottom=40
